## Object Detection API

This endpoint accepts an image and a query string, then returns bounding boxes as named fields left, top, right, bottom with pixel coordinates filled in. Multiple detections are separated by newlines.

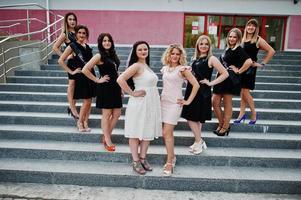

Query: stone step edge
left=1, top=112, right=301, bottom=126
left=0, top=139, right=300, bottom=160
left=0, top=101, right=301, bottom=113
left=1, top=125, right=300, bottom=141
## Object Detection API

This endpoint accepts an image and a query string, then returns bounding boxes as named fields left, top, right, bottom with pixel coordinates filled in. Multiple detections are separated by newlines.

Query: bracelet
left=260, top=62, right=266, bottom=67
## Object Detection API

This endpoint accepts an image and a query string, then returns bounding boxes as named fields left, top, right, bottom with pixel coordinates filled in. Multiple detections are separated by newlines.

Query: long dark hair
left=97, top=33, right=120, bottom=66
left=63, top=12, right=77, bottom=41
left=127, top=41, right=150, bottom=90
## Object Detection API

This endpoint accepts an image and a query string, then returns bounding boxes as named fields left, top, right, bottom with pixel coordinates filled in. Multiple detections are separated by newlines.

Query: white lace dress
left=124, top=67, right=162, bottom=140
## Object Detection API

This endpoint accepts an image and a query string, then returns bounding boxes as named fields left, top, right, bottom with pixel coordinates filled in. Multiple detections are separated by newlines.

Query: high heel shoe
left=213, top=126, right=222, bottom=135
left=189, top=140, right=207, bottom=154
left=132, top=160, right=146, bottom=175
left=102, top=136, right=116, bottom=152
left=217, top=126, right=230, bottom=136
left=249, top=113, right=258, bottom=125
left=163, top=163, right=173, bottom=177
left=67, top=107, right=79, bottom=120
left=233, top=114, right=246, bottom=124
left=77, top=121, right=86, bottom=132
left=83, top=122, right=91, bottom=132
left=140, top=157, right=153, bottom=171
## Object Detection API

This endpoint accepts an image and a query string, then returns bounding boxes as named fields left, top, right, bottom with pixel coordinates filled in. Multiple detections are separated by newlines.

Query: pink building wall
left=287, top=15, right=301, bottom=50
left=0, top=9, right=183, bottom=45
left=52, top=10, right=184, bottom=45
left=1, top=9, right=301, bottom=50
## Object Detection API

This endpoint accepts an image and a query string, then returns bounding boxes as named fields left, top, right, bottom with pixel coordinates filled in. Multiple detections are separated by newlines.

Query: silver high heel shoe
left=190, top=140, right=207, bottom=155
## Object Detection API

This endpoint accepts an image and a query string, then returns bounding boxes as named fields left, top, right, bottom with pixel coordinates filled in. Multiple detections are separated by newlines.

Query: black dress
left=72, top=42, right=95, bottom=99
left=65, top=32, right=77, bottom=80
left=241, top=39, right=260, bottom=90
left=181, top=57, right=213, bottom=123
left=95, top=58, right=122, bottom=109
left=213, top=46, right=249, bottom=95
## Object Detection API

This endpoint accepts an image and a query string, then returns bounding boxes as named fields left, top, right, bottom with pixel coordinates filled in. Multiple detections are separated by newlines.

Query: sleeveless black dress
left=181, top=57, right=213, bottom=123
left=96, top=58, right=122, bottom=109
left=213, top=46, right=249, bottom=95
left=72, top=42, right=95, bottom=99
left=65, top=32, right=77, bottom=80
left=241, top=39, right=260, bottom=90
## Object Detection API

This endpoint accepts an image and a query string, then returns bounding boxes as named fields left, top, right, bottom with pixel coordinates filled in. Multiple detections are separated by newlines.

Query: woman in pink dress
left=160, top=44, right=199, bottom=176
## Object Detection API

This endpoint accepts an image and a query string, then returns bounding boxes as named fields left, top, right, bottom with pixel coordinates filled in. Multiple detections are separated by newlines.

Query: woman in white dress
left=117, top=41, right=161, bottom=175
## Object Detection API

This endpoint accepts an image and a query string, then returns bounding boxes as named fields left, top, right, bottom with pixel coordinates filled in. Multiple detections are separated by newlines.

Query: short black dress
left=72, top=42, right=95, bottom=99
left=95, top=58, right=122, bottom=109
left=181, top=57, right=213, bottom=123
left=65, top=32, right=77, bottom=80
left=241, top=39, right=260, bottom=90
left=213, top=46, right=249, bottom=96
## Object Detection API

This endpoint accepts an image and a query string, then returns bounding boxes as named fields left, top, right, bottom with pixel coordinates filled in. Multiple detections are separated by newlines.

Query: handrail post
left=45, top=42, right=48, bottom=65
left=26, top=9, right=31, bottom=40
left=2, top=48, right=6, bottom=83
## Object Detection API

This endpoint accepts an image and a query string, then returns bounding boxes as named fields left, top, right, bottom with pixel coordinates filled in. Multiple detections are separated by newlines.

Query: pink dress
left=160, top=65, right=190, bottom=125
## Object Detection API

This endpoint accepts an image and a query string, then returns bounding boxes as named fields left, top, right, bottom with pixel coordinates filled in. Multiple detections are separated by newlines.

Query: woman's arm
left=82, top=53, right=109, bottom=83
left=58, top=46, right=81, bottom=75
left=117, top=64, right=145, bottom=97
left=257, top=36, right=275, bottom=66
left=201, top=56, right=229, bottom=86
left=52, top=32, right=66, bottom=56
left=178, top=69, right=200, bottom=105
left=230, top=58, right=253, bottom=74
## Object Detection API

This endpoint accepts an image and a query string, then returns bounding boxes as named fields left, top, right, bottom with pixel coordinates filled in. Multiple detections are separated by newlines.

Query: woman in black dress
left=234, top=19, right=275, bottom=125
left=58, top=25, right=95, bottom=132
left=53, top=12, right=79, bottom=119
left=212, top=28, right=252, bottom=136
left=181, top=35, right=228, bottom=153
left=83, top=33, right=122, bottom=152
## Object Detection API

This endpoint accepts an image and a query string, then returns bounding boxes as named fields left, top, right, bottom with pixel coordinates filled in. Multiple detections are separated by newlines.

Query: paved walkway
left=0, top=183, right=300, bottom=200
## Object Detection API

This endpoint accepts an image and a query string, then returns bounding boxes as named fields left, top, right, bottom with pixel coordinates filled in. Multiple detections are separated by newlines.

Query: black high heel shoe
left=217, top=126, right=230, bottom=136
left=67, top=107, right=79, bottom=120
left=213, top=126, right=222, bottom=135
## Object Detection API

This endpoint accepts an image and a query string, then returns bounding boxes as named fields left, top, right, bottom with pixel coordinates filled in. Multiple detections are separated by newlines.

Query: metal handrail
left=0, top=3, right=58, bottom=40
left=0, top=3, right=64, bottom=83
left=0, top=18, right=47, bottom=25
left=0, top=16, right=63, bottom=44
left=0, top=23, right=21, bottom=29
left=0, top=3, right=57, bottom=18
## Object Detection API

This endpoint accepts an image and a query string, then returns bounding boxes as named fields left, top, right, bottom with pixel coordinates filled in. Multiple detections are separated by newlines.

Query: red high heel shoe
left=101, top=136, right=116, bottom=152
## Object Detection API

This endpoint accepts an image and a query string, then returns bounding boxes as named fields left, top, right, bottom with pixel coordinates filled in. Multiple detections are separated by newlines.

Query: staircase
left=0, top=47, right=300, bottom=194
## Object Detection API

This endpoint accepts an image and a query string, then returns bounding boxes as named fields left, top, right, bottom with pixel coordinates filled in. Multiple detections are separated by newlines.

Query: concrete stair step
left=1, top=89, right=301, bottom=100
left=0, top=101, right=300, bottom=121
left=5, top=76, right=301, bottom=91
left=0, top=92, right=301, bottom=109
left=1, top=112, right=301, bottom=134
left=41, top=63, right=301, bottom=71
left=0, top=158, right=300, bottom=194
left=0, top=125, right=300, bottom=149
left=16, top=68, right=301, bottom=77
left=0, top=139, right=300, bottom=168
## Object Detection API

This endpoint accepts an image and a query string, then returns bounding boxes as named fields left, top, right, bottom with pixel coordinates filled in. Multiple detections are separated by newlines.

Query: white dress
left=124, top=67, right=162, bottom=140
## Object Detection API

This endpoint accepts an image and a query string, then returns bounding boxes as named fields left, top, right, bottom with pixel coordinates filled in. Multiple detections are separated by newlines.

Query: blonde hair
left=193, top=35, right=213, bottom=60
left=161, top=44, right=187, bottom=66
left=226, top=28, right=242, bottom=50
left=242, top=19, right=259, bottom=44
